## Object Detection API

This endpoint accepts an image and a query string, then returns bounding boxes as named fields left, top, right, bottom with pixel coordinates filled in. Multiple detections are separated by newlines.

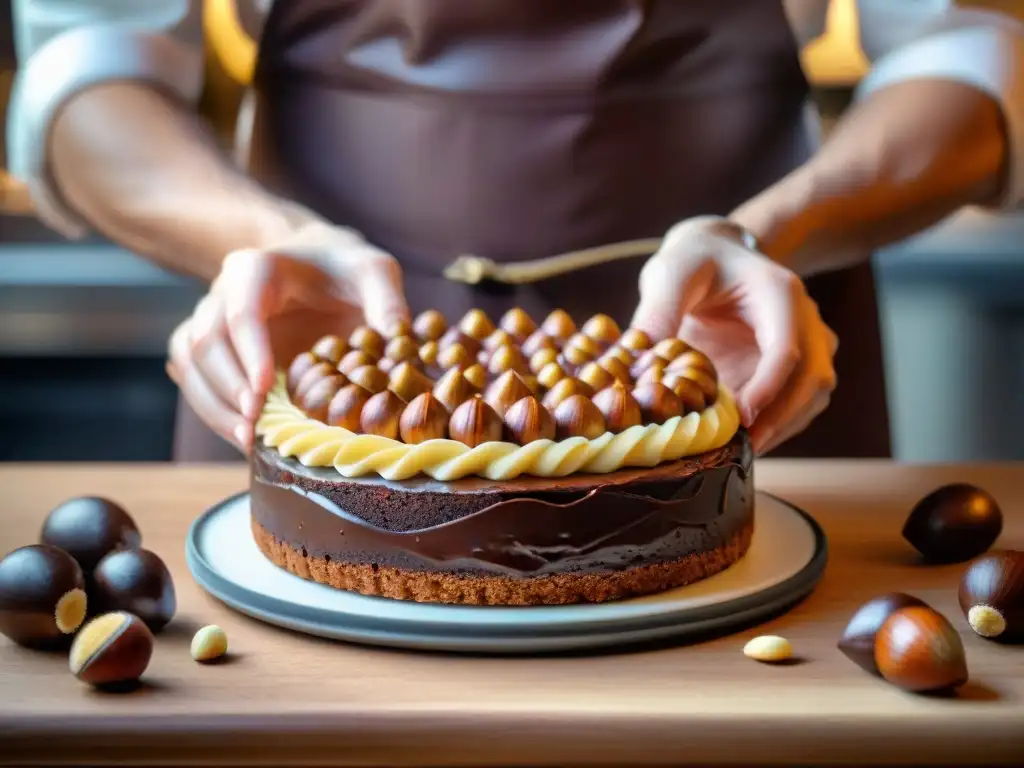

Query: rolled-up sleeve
left=6, top=0, right=205, bottom=238
left=854, top=1, right=1024, bottom=210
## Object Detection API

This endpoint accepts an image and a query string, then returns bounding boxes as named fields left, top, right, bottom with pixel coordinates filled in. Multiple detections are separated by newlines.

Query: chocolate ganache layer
left=250, top=431, right=753, bottom=578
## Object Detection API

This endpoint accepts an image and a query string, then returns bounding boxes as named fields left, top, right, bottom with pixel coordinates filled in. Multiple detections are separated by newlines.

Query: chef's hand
left=165, top=223, right=409, bottom=453
left=630, top=215, right=837, bottom=455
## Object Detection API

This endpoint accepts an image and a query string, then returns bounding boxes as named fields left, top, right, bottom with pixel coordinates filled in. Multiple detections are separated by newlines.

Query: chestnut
left=958, top=549, right=1024, bottom=641
left=91, top=548, right=176, bottom=633
left=69, top=611, right=154, bottom=688
left=0, top=544, right=88, bottom=649
left=837, top=592, right=928, bottom=675
left=902, top=483, right=1003, bottom=563
left=40, top=496, right=141, bottom=575
left=875, top=606, right=969, bottom=694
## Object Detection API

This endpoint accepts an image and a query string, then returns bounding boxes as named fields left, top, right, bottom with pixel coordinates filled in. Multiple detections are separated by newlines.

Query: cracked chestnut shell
left=958, top=549, right=1024, bottom=641
left=902, top=483, right=1002, bottom=563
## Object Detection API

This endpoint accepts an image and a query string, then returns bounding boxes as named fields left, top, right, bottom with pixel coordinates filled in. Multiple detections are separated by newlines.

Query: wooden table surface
left=1, top=461, right=1022, bottom=766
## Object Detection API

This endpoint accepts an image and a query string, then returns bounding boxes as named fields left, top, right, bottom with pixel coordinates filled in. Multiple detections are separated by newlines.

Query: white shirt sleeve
left=853, top=0, right=1024, bottom=210
left=5, top=0, right=206, bottom=238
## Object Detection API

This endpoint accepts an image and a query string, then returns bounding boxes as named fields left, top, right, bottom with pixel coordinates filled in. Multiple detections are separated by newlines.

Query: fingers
left=630, top=250, right=717, bottom=341
left=189, top=294, right=253, bottom=417
left=325, top=245, right=410, bottom=333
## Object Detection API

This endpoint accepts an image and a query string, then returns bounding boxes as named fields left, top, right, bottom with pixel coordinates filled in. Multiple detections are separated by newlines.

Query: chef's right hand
left=165, top=224, right=409, bottom=453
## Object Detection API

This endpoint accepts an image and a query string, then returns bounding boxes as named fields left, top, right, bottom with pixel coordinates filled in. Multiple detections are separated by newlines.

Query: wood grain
left=0, top=461, right=1022, bottom=766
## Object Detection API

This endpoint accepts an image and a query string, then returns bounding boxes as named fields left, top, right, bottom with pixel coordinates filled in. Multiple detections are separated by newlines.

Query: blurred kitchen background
left=1, top=0, right=1023, bottom=463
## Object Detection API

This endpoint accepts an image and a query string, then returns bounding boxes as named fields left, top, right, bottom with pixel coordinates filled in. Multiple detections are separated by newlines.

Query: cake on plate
left=251, top=308, right=752, bottom=606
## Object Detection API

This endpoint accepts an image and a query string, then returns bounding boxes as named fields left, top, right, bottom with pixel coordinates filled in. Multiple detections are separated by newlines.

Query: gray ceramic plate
left=186, top=491, right=827, bottom=653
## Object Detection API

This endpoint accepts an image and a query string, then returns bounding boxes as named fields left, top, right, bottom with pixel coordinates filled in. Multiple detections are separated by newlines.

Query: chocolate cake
left=252, top=307, right=752, bottom=605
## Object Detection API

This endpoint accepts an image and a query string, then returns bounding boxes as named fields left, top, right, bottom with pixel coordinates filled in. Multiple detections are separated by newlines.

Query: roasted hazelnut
left=565, top=332, right=602, bottom=359
left=448, top=396, right=504, bottom=447
left=619, top=328, right=653, bottom=352
left=418, top=340, right=440, bottom=368
left=592, top=382, right=643, bottom=433
left=348, top=326, right=385, bottom=358
left=438, top=342, right=473, bottom=371
left=499, top=307, right=536, bottom=342
left=521, top=330, right=556, bottom=358
left=286, top=352, right=320, bottom=395
left=665, top=365, right=718, bottom=402
left=629, top=350, right=670, bottom=380
left=602, top=345, right=635, bottom=366
left=463, top=363, right=488, bottom=391
left=959, top=549, right=1024, bottom=641
left=483, top=328, right=516, bottom=351
left=310, top=334, right=348, bottom=364
left=597, top=356, right=631, bottom=384
left=578, top=361, right=613, bottom=392
left=0, top=545, right=87, bottom=649
left=875, top=606, right=969, bottom=693
left=541, top=309, right=576, bottom=342
left=581, top=313, right=621, bottom=347
left=837, top=592, right=929, bottom=674
left=338, top=350, right=377, bottom=375
left=632, top=382, right=684, bottom=424
left=347, top=366, right=388, bottom=396
left=537, top=361, right=568, bottom=390
left=191, top=624, right=228, bottom=663
left=433, top=367, right=475, bottom=412
left=40, top=497, right=141, bottom=575
left=384, top=318, right=413, bottom=340
left=635, top=360, right=668, bottom=386
left=399, top=393, right=450, bottom=443
left=484, top=370, right=533, bottom=418
left=384, top=335, right=419, bottom=363
left=301, top=374, right=347, bottom=420
left=902, top=483, right=1003, bottom=563
left=387, top=361, right=433, bottom=402
left=413, top=309, right=447, bottom=341
left=671, top=348, right=716, bottom=374
left=459, top=309, right=495, bottom=342
left=69, top=611, right=154, bottom=688
left=294, top=361, right=336, bottom=400
left=504, top=396, right=556, bottom=444
left=662, top=372, right=708, bottom=413
left=360, top=390, right=405, bottom=438
left=522, top=374, right=541, bottom=394
left=542, top=378, right=593, bottom=411
left=553, top=395, right=607, bottom=440
left=327, top=384, right=372, bottom=431
left=487, top=345, right=528, bottom=376
left=560, top=343, right=594, bottom=369
left=529, top=347, right=559, bottom=374
left=438, top=327, right=482, bottom=358
left=652, top=337, right=690, bottom=361
left=91, top=548, right=176, bottom=633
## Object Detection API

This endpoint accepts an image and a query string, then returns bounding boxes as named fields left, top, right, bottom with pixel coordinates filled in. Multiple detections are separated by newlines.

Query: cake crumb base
left=251, top=519, right=754, bottom=606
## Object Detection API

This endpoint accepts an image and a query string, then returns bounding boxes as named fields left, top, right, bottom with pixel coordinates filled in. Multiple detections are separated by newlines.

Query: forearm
left=49, top=82, right=327, bottom=281
left=731, top=79, right=1009, bottom=276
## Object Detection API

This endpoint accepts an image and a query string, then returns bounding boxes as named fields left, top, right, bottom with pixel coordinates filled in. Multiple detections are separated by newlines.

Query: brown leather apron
left=173, top=0, right=890, bottom=462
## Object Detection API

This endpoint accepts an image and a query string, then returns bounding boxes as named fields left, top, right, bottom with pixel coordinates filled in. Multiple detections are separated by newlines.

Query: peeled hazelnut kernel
left=566, top=332, right=602, bottom=359
left=347, top=365, right=389, bottom=394
left=662, top=372, right=707, bottom=413
left=522, top=330, right=556, bottom=358
left=287, top=352, right=320, bottom=396
left=553, top=395, right=607, bottom=440
left=523, top=375, right=541, bottom=394
left=310, top=334, right=349, bottom=364
left=542, top=378, right=592, bottom=411
left=597, top=356, right=631, bottom=384
left=837, top=592, right=929, bottom=675
left=69, top=611, right=154, bottom=687
left=603, top=345, right=635, bottom=366
left=458, top=309, right=495, bottom=341
left=439, top=327, right=482, bottom=358
left=530, top=347, right=559, bottom=374
left=399, top=393, right=450, bottom=443
left=578, top=361, right=613, bottom=392
left=499, top=307, right=537, bottom=342
left=632, top=382, right=684, bottom=424
left=294, top=361, right=336, bottom=401
left=191, top=625, right=228, bottom=663
left=484, top=370, right=533, bottom=418
left=504, top=396, right=555, bottom=444
left=338, top=350, right=377, bottom=375
left=463, top=363, right=488, bottom=391
left=0, top=545, right=87, bottom=649
left=483, top=328, right=516, bottom=351
left=438, top=343, right=473, bottom=371
left=958, top=549, right=1024, bottom=640
left=327, top=384, right=372, bottom=431
left=387, top=361, right=433, bottom=402
left=541, top=309, right=577, bottom=342
left=487, top=345, right=528, bottom=376
left=630, top=350, right=670, bottom=380
left=418, top=341, right=439, bottom=368
left=360, top=390, right=404, bottom=438
left=742, top=635, right=792, bottom=663
left=300, top=374, right=347, bottom=421
left=560, top=344, right=594, bottom=368
left=384, top=318, right=413, bottom=340
left=581, top=313, right=621, bottom=346
left=433, top=367, right=475, bottom=412
left=652, top=337, right=690, bottom=360
left=448, top=396, right=504, bottom=447
left=902, top=483, right=1003, bottom=564
left=537, top=361, right=567, bottom=389
left=413, top=309, right=447, bottom=341
left=592, top=383, right=643, bottom=433
left=619, top=328, right=653, bottom=351
left=348, top=326, right=385, bottom=358
left=875, top=606, right=969, bottom=693
left=384, top=335, right=419, bottom=363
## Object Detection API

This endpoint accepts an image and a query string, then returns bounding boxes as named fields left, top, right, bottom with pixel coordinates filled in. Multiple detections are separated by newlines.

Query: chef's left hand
left=630, top=215, right=838, bottom=455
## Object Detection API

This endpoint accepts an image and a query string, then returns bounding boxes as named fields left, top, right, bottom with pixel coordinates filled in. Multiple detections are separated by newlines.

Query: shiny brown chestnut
left=483, top=371, right=533, bottom=418
left=521, top=330, right=556, bottom=358
left=632, top=382, right=684, bottom=424
left=348, top=326, right=386, bottom=358
left=552, top=394, right=607, bottom=440
left=300, top=374, right=347, bottom=420
left=504, top=396, right=555, bottom=444
left=449, top=396, right=504, bottom=447
left=591, top=382, right=642, bottom=432
left=902, top=483, right=1003, bottom=563
left=0, top=545, right=88, bottom=649
left=458, top=309, right=495, bottom=341
left=327, top=384, right=372, bottom=431
left=837, top=592, right=929, bottom=675
left=958, top=549, right=1024, bottom=641
left=438, top=327, right=482, bottom=358
left=338, top=350, right=377, bottom=375
left=499, top=307, right=537, bottom=342
left=360, top=390, right=405, bottom=438
left=875, top=606, right=969, bottom=693
left=541, top=309, right=576, bottom=341
left=286, top=352, right=320, bottom=394
left=69, top=611, right=154, bottom=688
left=399, top=393, right=450, bottom=443
left=91, top=548, right=176, bottom=633
left=310, top=334, right=348, bottom=364
left=40, top=496, right=142, bottom=575
left=412, top=309, right=447, bottom=341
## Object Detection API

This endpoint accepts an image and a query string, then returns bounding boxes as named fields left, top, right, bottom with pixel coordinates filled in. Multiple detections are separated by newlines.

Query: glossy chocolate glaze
left=250, top=433, right=753, bottom=577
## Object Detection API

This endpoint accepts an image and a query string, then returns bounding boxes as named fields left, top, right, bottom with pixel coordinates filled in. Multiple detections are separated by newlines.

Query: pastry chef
left=8, top=0, right=1023, bottom=461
